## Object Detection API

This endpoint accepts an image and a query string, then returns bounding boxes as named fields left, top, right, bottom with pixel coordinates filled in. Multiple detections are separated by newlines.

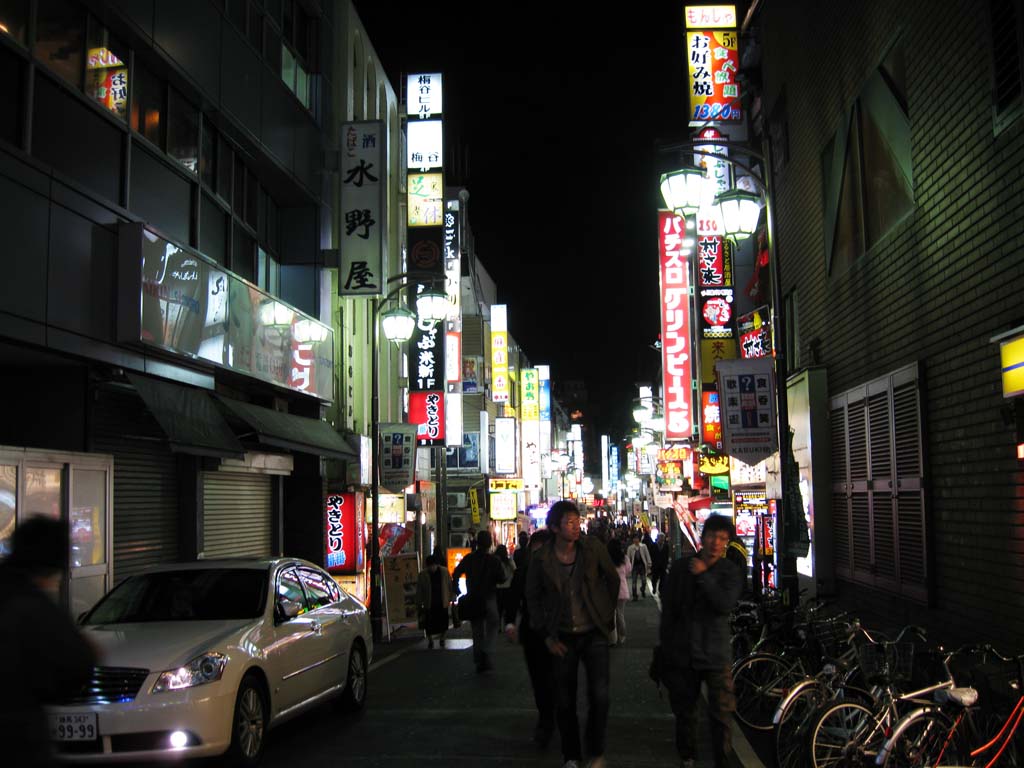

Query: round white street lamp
left=380, top=305, right=416, bottom=342
left=659, top=166, right=709, bottom=218
left=714, top=188, right=763, bottom=240
left=416, top=288, right=450, bottom=323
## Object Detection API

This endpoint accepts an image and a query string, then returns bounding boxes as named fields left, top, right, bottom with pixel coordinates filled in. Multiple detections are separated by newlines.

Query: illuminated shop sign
left=325, top=492, right=365, bottom=574
left=491, top=305, right=510, bottom=403
left=658, top=211, right=695, bottom=440
left=340, top=120, right=385, bottom=297
left=489, top=492, right=518, bottom=521
left=87, top=47, right=127, bottom=119
left=489, top=478, right=524, bottom=492
left=702, top=390, right=723, bottom=448
left=494, top=417, right=517, bottom=474
left=738, top=306, right=772, bottom=359
left=684, top=7, right=741, bottom=125
left=407, top=173, right=443, bottom=227
left=409, top=391, right=446, bottom=446
left=408, top=72, right=443, bottom=119
left=521, top=368, right=540, bottom=421
left=122, top=225, right=333, bottom=399
left=407, top=119, right=443, bottom=170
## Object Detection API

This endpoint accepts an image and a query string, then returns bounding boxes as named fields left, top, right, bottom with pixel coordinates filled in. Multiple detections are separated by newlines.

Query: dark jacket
left=0, top=567, right=96, bottom=767
left=452, top=550, right=502, bottom=599
left=503, top=550, right=543, bottom=644
left=659, top=554, right=742, bottom=671
left=525, top=535, right=620, bottom=641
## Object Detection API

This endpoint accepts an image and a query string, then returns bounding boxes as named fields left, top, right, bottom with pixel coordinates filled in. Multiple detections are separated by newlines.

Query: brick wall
left=760, top=0, right=1024, bottom=645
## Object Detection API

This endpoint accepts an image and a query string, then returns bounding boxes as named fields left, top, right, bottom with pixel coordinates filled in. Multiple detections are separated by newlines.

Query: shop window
left=200, top=121, right=215, bottom=188
left=0, top=43, right=23, bottom=146
left=131, top=62, right=163, bottom=148
left=232, top=221, right=254, bottom=282
left=130, top=145, right=191, bottom=245
left=279, top=0, right=315, bottom=110
left=821, top=39, right=912, bottom=274
left=85, top=24, right=128, bottom=121
left=0, top=0, right=29, bottom=46
left=257, top=247, right=280, bottom=294
left=35, top=0, right=85, bottom=88
left=167, top=87, right=198, bottom=173
left=201, top=192, right=227, bottom=266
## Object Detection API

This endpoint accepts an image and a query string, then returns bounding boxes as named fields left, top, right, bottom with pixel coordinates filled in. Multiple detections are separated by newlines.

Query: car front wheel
left=339, top=641, right=368, bottom=712
left=226, top=673, right=267, bottom=767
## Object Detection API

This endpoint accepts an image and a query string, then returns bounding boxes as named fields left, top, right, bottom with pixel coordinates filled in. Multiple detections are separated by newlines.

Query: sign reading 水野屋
left=684, top=6, right=740, bottom=126
left=325, top=492, right=365, bottom=574
left=339, top=121, right=384, bottom=297
left=659, top=211, right=695, bottom=441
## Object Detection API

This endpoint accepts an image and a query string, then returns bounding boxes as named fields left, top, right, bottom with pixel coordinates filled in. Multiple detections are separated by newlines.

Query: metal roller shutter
left=201, top=472, right=272, bottom=559
left=90, top=386, right=180, bottom=583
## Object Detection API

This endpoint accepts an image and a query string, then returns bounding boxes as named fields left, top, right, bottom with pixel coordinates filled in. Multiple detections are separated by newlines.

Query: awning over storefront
left=126, top=372, right=245, bottom=459
left=216, top=396, right=357, bottom=460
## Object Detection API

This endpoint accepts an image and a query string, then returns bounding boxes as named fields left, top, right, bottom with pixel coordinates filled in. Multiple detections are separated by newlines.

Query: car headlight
left=151, top=652, right=227, bottom=694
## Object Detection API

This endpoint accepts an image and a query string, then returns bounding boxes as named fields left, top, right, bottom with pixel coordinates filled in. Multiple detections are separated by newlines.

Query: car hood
left=83, top=619, right=260, bottom=671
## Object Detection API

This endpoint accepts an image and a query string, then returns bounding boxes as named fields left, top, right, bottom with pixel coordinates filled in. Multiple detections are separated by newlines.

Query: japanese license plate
left=49, top=712, right=98, bottom=742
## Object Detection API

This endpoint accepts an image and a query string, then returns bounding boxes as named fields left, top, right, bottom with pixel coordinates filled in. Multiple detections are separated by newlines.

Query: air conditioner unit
left=449, top=531, right=470, bottom=548
left=447, top=492, right=467, bottom=508
left=450, top=513, right=468, bottom=531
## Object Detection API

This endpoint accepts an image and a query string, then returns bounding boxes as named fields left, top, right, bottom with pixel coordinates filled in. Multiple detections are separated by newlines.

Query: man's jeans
left=666, top=665, right=736, bottom=767
left=551, top=629, right=610, bottom=762
left=632, top=565, right=647, bottom=598
left=470, top=596, right=499, bottom=669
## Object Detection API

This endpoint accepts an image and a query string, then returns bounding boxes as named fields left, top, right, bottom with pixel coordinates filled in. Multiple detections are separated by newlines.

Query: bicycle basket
left=857, top=642, right=915, bottom=684
left=810, top=620, right=850, bottom=659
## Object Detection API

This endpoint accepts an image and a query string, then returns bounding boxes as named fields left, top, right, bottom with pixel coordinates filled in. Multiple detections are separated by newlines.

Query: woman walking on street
left=494, top=543, right=515, bottom=626
left=416, top=554, right=453, bottom=649
left=606, top=539, right=630, bottom=646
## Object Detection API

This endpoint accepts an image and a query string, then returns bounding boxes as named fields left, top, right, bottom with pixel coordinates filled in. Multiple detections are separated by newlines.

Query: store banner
left=339, top=121, right=385, bottom=297
left=495, top=416, right=517, bottom=474
left=380, top=423, right=417, bottom=492
left=738, top=306, right=773, bottom=359
left=659, top=211, right=695, bottom=440
left=702, top=390, right=723, bottom=449
left=408, top=72, right=442, bottom=119
left=408, top=228, right=446, bottom=392
left=716, top=357, right=778, bottom=462
left=324, top=492, right=365, bottom=575
left=491, top=305, right=510, bottom=403
left=684, top=6, right=741, bottom=125
left=409, top=391, right=446, bottom=446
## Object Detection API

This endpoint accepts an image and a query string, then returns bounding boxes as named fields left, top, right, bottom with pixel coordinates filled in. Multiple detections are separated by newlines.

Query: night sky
left=353, top=2, right=695, bottom=439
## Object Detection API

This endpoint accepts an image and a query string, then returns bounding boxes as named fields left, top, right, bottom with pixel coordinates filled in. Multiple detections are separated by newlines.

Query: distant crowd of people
left=416, top=504, right=745, bottom=768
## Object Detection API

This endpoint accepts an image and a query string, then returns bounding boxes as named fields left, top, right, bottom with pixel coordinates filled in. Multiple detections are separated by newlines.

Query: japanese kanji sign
left=491, top=304, right=510, bottom=403
left=409, top=391, right=446, bottom=446
left=325, top=492, right=365, bottom=574
left=407, top=119, right=442, bottom=170
left=659, top=210, right=695, bottom=441
left=685, top=7, right=741, bottom=125
left=716, top=357, right=778, bottom=462
left=340, top=120, right=384, bottom=297
left=407, top=72, right=442, bottom=119
left=738, top=306, right=773, bottom=359
left=380, top=423, right=417, bottom=492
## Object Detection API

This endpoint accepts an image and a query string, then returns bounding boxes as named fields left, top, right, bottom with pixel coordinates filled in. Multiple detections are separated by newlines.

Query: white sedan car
left=49, top=558, right=372, bottom=765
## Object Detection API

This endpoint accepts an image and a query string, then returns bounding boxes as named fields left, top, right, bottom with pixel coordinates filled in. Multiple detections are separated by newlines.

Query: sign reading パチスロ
left=659, top=211, right=695, bottom=441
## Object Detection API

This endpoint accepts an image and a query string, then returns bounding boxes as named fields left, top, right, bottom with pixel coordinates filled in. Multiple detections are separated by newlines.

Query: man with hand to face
left=658, top=514, right=743, bottom=768
left=526, top=501, right=619, bottom=768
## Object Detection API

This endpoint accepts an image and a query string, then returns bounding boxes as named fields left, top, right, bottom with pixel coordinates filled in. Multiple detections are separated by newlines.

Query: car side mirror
left=275, top=598, right=302, bottom=623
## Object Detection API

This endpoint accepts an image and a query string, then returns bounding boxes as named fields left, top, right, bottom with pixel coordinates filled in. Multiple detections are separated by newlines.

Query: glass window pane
left=277, top=567, right=307, bottom=613
left=131, top=62, right=163, bottom=147
left=217, top=136, right=232, bottom=204
left=0, top=465, right=15, bottom=557
left=86, top=24, right=128, bottom=120
left=282, top=0, right=293, bottom=42
left=234, top=158, right=245, bottom=215
left=861, top=107, right=914, bottom=248
left=71, top=469, right=106, bottom=567
left=266, top=196, right=278, bottom=252
left=296, top=63, right=309, bottom=109
left=232, top=221, right=254, bottom=282
left=167, top=88, right=198, bottom=173
left=24, top=467, right=62, bottom=521
left=245, top=170, right=258, bottom=227
left=200, top=192, right=227, bottom=266
left=281, top=43, right=295, bottom=93
left=257, top=246, right=267, bottom=289
left=0, top=0, right=30, bottom=46
left=35, top=0, right=85, bottom=88
left=268, top=251, right=279, bottom=295
left=297, top=568, right=333, bottom=610
left=200, top=121, right=215, bottom=188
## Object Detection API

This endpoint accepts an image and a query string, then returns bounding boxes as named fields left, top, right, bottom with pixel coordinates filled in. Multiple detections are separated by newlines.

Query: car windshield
left=83, top=568, right=268, bottom=624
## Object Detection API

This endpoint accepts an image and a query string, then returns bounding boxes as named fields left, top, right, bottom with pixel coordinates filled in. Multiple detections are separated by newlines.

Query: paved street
left=260, top=595, right=764, bottom=768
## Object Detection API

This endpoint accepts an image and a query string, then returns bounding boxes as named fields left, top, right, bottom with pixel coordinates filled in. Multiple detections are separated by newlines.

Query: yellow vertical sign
left=469, top=487, right=481, bottom=525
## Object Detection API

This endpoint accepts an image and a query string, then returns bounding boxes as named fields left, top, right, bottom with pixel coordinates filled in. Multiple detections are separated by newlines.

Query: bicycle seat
left=935, top=687, right=979, bottom=707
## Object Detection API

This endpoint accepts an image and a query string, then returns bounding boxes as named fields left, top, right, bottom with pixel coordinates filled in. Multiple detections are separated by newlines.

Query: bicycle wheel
left=775, top=680, right=829, bottom=768
left=810, top=701, right=877, bottom=768
left=880, top=709, right=964, bottom=767
left=733, top=653, right=801, bottom=731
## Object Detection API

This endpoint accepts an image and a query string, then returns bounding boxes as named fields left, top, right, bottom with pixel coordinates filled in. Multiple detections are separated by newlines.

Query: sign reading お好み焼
left=684, top=6, right=741, bottom=126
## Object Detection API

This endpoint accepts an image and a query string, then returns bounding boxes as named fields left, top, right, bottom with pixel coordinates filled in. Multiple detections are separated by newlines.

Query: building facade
left=754, top=0, right=1024, bottom=642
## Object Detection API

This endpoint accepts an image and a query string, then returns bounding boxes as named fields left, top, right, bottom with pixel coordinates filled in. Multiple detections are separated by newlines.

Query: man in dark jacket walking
left=453, top=529, right=503, bottom=672
left=658, top=514, right=743, bottom=768
left=526, top=501, right=620, bottom=768
left=0, top=517, right=97, bottom=768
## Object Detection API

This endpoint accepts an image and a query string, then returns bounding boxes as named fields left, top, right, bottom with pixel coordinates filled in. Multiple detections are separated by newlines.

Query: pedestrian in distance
left=605, top=538, right=631, bottom=646
left=0, top=517, right=98, bottom=768
left=416, top=554, right=453, bottom=649
left=657, top=514, right=743, bottom=768
left=453, top=529, right=503, bottom=672
left=494, top=543, right=515, bottom=628
left=513, top=529, right=531, bottom=570
left=503, top=528, right=556, bottom=748
left=526, top=501, right=620, bottom=768
left=626, top=534, right=652, bottom=600
left=650, top=533, right=671, bottom=596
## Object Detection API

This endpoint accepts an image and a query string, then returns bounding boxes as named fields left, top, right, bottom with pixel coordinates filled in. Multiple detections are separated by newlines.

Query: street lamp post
left=369, top=272, right=449, bottom=644
left=659, top=137, right=799, bottom=608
